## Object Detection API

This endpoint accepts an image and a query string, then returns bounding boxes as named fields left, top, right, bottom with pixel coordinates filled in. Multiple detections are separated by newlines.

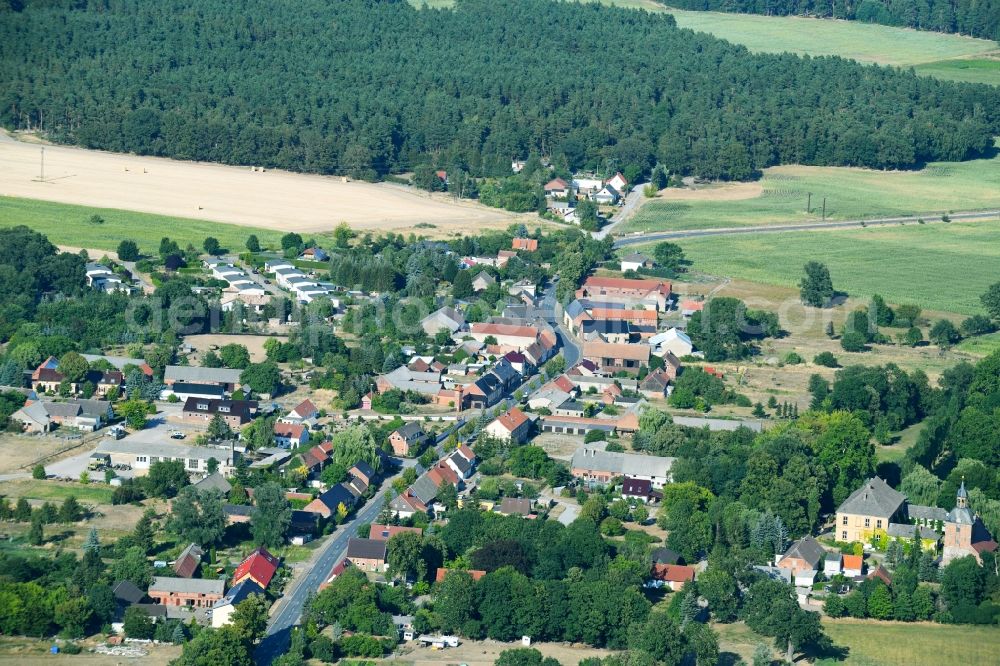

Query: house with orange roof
left=274, top=422, right=309, bottom=448
left=650, top=563, right=695, bottom=591
left=577, top=276, right=671, bottom=311
left=512, top=237, right=538, bottom=252
left=283, top=398, right=319, bottom=423
left=543, top=177, right=571, bottom=198
left=484, top=407, right=533, bottom=444
left=469, top=322, right=539, bottom=350
left=368, top=524, right=423, bottom=542
left=435, top=568, right=487, bottom=583
left=842, top=554, right=864, bottom=577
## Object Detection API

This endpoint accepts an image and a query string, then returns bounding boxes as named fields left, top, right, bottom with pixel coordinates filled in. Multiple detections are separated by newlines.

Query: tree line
left=665, top=0, right=1000, bottom=42
left=1, top=0, right=999, bottom=183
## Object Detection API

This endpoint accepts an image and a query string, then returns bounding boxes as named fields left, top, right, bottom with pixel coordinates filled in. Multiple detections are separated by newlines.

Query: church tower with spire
left=943, top=480, right=989, bottom=565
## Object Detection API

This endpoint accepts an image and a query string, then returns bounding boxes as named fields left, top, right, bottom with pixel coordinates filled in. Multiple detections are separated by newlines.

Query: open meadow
left=714, top=619, right=1000, bottom=665
left=0, top=131, right=523, bottom=247
left=624, top=144, right=1000, bottom=234
left=654, top=219, right=1000, bottom=316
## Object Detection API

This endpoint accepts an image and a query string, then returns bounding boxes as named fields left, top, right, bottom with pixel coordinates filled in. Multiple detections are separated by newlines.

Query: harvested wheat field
left=0, top=130, right=522, bottom=236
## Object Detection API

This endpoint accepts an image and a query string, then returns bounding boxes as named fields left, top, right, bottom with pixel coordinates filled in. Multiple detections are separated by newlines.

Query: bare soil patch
left=0, top=131, right=527, bottom=236
left=652, top=181, right=764, bottom=202
left=395, top=638, right=614, bottom=666
left=0, top=433, right=92, bottom=475
left=183, top=333, right=274, bottom=363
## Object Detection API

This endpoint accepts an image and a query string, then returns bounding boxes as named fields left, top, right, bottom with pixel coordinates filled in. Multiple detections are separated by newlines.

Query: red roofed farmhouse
left=233, top=547, right=280, bottom=588
left=484, top=407, right=532, bottom=444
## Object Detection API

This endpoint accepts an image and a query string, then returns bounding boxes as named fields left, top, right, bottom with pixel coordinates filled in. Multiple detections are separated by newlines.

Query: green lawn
left=657, top=220, right=1000, bottom=315
left=12, top=480, right=114, bottom=504
left=715, top=619, right=1000, bottom=665
left=914, top=56, right=1000, bottom=85
left=0, top=196, right=284, bottom=254
left=956, top=330, right=1000, bottom=355
left=624, top=144, right=1000, bottom=234
left=820, top=619, right=1000, bottom=665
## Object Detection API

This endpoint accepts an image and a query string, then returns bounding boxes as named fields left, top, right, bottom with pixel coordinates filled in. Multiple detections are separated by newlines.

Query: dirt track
left=0, top=130, right=522, bottom=235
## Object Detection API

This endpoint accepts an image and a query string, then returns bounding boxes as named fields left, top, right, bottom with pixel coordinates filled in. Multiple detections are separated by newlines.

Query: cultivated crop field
left=624, top=145, right=1000, bottom=233
left=659, top=220, right=1000, bottom=316
left=0, top=131, right=521, bottom=245
left=820, top=619, right=1000, bottom=665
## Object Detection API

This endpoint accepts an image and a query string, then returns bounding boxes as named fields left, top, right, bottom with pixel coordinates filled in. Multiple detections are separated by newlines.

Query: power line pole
left=39, top=146, right=45, bottom=182
left=806, top=192, right=812, bottom=214
left=822, top=197, right=827, bottom=221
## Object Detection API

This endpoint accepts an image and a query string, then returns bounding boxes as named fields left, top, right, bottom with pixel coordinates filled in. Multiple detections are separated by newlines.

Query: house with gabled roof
left=472, top=271, right=496, bottom=292
left=422, top=306, right=466, bottom=336
left=173, top=543, right=205, bottom=578
left=148, top=577, right=224, bottom=608
left=303, top=484, right=357, bottom=519
left=650, top=563, right=695, bottom=591
left=368, top=524, right=423, bottom=542
left=346, top=538, right=387, bottom=572
left=233, top=547, right=280, bottom=588
left=390, top=489, right=427, bottom=520
left=211, top=579, right=265, bottom=628
left=274, top=421, right=309, bottom=449
left=835, top=477, right=906, bottom=544
left=486, top=407, right=532, bottom=444
left=444, top=450, right=474, bottom=479
left=776, top=536, right=826, bottom=577
left=577, top=276, right=671, bottom=311
left=389, top=422, right=427, bottom=457
left=283, top=399, right=319, bottom=423
left=607, top=172, right=629, bottom=193
left=582, top=341, right=650, bottom=376
left=512, top=237, right=538, bottom=252
left=543, top=177, right=571, bottom=198
left=620, top=252, right=653, bottom=273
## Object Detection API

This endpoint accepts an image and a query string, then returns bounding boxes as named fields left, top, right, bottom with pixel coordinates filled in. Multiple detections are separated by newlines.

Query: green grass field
left=624, top=144, right=1000, bottom=234
left=914, top=56, right=1000, bottom=85
left=657, top=219, right=1000, bottom=315
left=715, top=619, right=1000, bottom=665
left=11, top=480, right=114, bottom=504
left=957, top=330, right=1000, bottom=355
left=412, top=1, right=1000, bottom=85
left=820, top=619, right=1000, bottom=665
left=0, top=196, right=284, bottom=254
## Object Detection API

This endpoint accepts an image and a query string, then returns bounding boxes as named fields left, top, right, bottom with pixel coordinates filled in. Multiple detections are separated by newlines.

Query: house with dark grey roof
left=410, top=474, right=443, bottom=506
left=835, top=477, right=906, bottom=544
left=346, top=538, right=387, bottom=571
left=776, top=536, right=826, bottom=577
left=389, top=422, right=427, bottom=457
left=182, top=398, right=258, bottom=429
left=165, top=366, right=244, bottom=391
left=303, top=484, right=358, bottom=519
left=193, top=472, right=233, bottom=495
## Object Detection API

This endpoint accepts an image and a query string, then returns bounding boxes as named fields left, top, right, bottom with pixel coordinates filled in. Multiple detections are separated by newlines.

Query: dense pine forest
left=1, top=0, right=999, bottom=181
left=666, top=0, right=1000, bottom=42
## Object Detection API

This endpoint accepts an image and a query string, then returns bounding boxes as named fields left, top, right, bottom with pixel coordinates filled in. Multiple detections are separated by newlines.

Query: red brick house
left=148, top=576, right=224, bottom=608
left=346, top=538, right=388, bottom=572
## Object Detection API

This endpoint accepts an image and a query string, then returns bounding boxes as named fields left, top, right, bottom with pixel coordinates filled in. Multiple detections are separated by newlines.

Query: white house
left=649, top=328, right=693, bottom=358
left=484, top=407, right=533, bottom=445
left=607, top=172, right=629, bottom=194
left=594, top=184, right=620, bottom=205
left=211, top=580, right=265, bottom=628
left=824, top=553, right=842, bottom=577
left=274, top=422, right=310, bottom=449
left=572, top=177, right=603, bottom=197
left=620, top=253, right=653, bottom=272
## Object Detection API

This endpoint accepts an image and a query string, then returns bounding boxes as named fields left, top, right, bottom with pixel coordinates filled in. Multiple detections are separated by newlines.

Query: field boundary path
left=613, top=208, right=1000, bottom=248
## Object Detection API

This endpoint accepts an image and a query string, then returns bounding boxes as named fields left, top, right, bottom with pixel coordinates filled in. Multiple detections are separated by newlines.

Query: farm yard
left=623, top=143, right=1000, bottom=234
left=656, top=219, right=1000, bottom=316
